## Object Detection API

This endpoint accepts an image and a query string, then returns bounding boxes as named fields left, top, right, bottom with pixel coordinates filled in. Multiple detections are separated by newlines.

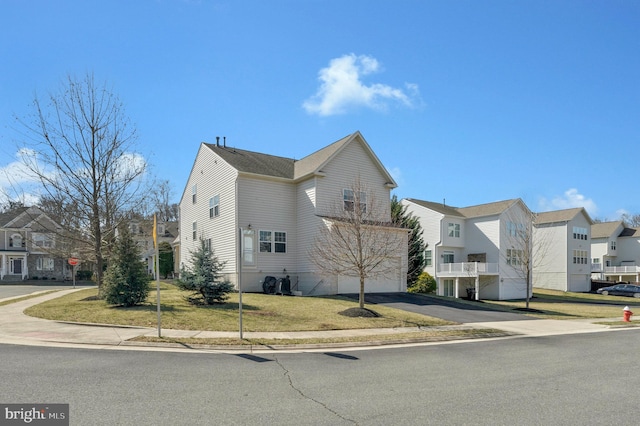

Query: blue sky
left=1, top=0, right=638, bottom=221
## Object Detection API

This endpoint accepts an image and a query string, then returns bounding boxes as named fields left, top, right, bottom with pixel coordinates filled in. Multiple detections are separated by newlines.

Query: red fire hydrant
left=623, top=306, right=633, bottom=322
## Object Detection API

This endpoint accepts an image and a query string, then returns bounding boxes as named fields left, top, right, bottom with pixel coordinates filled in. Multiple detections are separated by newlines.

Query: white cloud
left=538, top=188, right=598, bottom=216
left=303, top=54, right=419, bottom=116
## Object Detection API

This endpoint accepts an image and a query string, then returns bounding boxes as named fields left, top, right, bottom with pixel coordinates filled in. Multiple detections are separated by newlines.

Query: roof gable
left=403, top=198, right=464, bottom=217
left=0, top=207, right=60, bottom=231
left=456, top=199, right=521, bottom=219
left=535, top=207, right=593, bottom=226
left=203, top=144, right=295, bottom=179
left=293, top=131, right=397, bottom=187
left=591, top=221, right=624, bottom=239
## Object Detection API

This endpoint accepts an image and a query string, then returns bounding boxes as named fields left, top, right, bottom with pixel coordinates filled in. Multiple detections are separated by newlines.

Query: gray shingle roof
left=456, top=199, right=519, bottom=218
left=293, top=133, right=353, bottom=179
left=404, top=198, right=464, bottom=217
left=591, top=221, right=623, bottom=239
left=535, top=208, right=587, bottom=225
left=406, top=198, right=522, bottom=218
left=203, top=144, right=295, bottom=179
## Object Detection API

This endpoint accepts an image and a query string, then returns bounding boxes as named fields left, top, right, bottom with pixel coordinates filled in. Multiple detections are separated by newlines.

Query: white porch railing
left=604, top=266, right=640, bottom=274
left=437, top=262, right=499, bottom=277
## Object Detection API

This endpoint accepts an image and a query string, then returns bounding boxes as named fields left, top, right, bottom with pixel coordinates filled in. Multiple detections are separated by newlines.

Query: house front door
left=11, top=258, right=22, bottom=274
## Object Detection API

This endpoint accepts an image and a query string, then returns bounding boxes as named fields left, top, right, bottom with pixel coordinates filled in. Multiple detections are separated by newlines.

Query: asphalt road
left=1, top=330, right=639, bottom=425
left=341, top=292, right=537, bottom=323
left=0, top=283, right=93, bottom=299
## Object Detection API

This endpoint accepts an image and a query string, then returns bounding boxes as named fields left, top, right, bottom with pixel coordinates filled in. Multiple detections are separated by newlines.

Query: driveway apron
left=342, top=293, right=537, bottom=323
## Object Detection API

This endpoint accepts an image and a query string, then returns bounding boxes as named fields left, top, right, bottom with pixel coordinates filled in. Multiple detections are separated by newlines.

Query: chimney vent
left=216, top=136, right=220, bottom=147
left=223, top=136, right=226, bottom=148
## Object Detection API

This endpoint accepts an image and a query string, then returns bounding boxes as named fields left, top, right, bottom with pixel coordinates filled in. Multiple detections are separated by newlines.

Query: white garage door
left=569, top=274, right=590, bottom=292
left=337, top=259, right=401, bottom=294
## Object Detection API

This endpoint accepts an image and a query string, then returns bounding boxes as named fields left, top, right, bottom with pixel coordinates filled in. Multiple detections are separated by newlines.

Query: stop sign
left=68, top=257, right=79, bottom=266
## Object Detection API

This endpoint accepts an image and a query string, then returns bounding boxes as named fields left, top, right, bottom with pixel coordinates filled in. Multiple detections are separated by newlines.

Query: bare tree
left=503, top=205, right=552, bottom=309
left=621, top=213, right=640, bottom=227
left=15, top=73, right=148, bottom=288
left=151, top=179, right=179, bottom=222
left=310, top=179, right=407, bottom=310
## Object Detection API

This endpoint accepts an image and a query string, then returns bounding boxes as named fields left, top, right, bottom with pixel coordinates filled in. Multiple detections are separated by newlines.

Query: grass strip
left=129, top=328, right=510, bottom=347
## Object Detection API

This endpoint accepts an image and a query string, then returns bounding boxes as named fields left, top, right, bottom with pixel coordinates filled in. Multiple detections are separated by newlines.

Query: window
left=192, top=222, right=197, bottom=240
left=447, top=223, right=460, bottom=238
left=443, top=252, right=454, bottom=263
left=192, top=184, right=197, bottom=204
left=507, top=221, right=524, bottom=237
left=610, top=240, right=616, bottom=250
left=242, top=229, right=255, bottom=266
left=507, top=249, right=522, bottom=266
left=343, top=189, right=366, bottom=212
left=274, top=232, right=286, bottom=253
left=209, top=195, right=220, bottom=218
left=259, top=231, right=272, bottom=253
left=573, top=249, right=588, bottom=264
left=425, top=250, right=432, bottom=267
left=592, top=258, right=600, bottom=264
left=9, top=234, right=24, bottom=248
left=205, top=238, right=211, bottom=252
left=36, top=257, right=54, bottom=271
left=259, top=230, right=287, bottom=253
left=443, top=279, right=455, bottom=297
left=573, top=226, right=588, bottom=240
left=33, top=234, right=54, bottom=248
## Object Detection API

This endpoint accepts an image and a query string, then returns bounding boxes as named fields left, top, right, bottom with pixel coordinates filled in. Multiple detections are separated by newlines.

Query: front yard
left=24, top=281, right=455, bottom=332
left=482, top=288, right=638, bottom=320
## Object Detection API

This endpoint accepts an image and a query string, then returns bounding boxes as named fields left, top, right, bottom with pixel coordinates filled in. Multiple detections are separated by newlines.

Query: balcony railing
left=437, top=262, right=499, bottom=277
left=604, top=266, right=640, bottom=274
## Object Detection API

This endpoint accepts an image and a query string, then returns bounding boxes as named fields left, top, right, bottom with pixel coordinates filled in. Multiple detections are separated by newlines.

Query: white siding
left=179, top=144, right=239, bottom=274
left=465, top=217, right=499, bottom=262
left=533, top=223, right=568, bottom=290
left=315, top=139, right=392, bottom=221
left=401, top=200, right=444, bottom=277
left=237, top=176, right=297, bottom=278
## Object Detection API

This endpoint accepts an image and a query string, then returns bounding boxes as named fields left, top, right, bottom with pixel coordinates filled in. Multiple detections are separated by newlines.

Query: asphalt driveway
left=342, top=292, right=536, bottom=323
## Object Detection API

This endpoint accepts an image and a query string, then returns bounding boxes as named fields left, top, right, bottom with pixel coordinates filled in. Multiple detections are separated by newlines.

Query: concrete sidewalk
left=0, top=288, right=634, bottom=352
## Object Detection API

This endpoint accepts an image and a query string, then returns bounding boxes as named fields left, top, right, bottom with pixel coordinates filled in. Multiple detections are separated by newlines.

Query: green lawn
left=481, top=288, right=638, bottom=320
left=24, top=281, right=455, bottom=332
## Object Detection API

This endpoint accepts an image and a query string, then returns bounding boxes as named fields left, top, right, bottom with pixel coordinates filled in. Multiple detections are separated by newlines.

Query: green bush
left=408, top=272, right=437, bottom=294
left=178, top=238, right=234, bottom=305
left=102, top=226, right=151, bottom=307
left=76, top=270, right=93, bottom=281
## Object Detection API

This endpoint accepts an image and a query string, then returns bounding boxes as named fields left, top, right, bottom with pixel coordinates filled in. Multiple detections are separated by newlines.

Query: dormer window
left=9, top=234, right=24, bottom=248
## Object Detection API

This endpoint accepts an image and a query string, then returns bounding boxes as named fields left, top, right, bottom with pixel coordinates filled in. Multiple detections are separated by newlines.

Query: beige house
left=0, top=206, right=66, bottom=281
left=179, top=131, right=408, bottom=295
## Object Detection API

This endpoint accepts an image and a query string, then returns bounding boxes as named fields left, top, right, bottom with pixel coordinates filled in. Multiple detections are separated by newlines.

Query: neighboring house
left=402, top=198, right=533, bottom=300
left=179, top=131, right=408, bottom=295
left=591, top=221, right=640, bottom=283
left=532, top=207, right=593, bottom=292
left=127, top=219, right=179, bottom=277
left=0, top=206, right=66, bottom=281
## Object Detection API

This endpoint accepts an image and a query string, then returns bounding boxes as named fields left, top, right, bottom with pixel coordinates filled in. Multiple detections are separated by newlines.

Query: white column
left=475, top=276, right=480, bottom=301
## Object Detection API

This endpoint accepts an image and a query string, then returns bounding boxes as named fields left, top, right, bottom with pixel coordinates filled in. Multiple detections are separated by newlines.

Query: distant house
left=533, top=207, right=593, bottom=292
left=591, top=221, right=640, bottom=283
left=127, top=219, right=179, bottom=277
left=179, top=131, right=408, bottom=295
left=402, top=198, right=533, bottom=300
left=0, top=206, right=66, bottom=281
